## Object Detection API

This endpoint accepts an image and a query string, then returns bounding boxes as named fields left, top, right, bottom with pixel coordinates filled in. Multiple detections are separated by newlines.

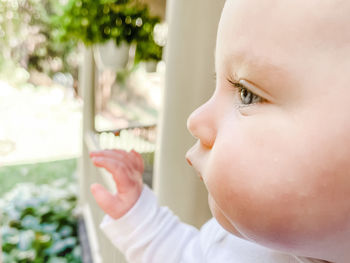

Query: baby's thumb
left=90, top=183, right=118, bottom=218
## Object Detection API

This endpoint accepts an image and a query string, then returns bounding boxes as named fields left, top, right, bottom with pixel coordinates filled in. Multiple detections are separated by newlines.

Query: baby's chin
left=208, top=194, right=245, bottom=239
left=208, top=193, right=331, bottom=255
left=219, top=212, right=343, bottom=261
left=212, top=208, right=310, bottom=257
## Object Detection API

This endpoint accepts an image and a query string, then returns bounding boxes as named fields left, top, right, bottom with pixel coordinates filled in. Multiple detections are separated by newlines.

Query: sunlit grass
left=0, top=159, right=77, bottom=197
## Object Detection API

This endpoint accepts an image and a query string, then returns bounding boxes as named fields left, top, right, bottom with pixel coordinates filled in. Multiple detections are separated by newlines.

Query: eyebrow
left=241, top=58, right=287, bottom=95
left=218, top=50, right=291, bottom=95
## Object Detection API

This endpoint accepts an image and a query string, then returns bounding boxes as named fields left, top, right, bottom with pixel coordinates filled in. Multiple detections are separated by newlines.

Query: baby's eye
left=228, top=80, right=263, bottom=106
left=239, top=87, right=262, bottom=105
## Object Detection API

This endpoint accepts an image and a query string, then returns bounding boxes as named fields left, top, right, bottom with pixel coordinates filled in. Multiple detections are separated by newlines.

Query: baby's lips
left=185, top=143, right=198, bottom=166
left=186, top=157, right=192, bottom=166
left=186, top=157, right=203, bottom=181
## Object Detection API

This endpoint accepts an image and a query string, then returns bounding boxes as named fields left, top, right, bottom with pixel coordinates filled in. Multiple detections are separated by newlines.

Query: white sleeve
left=99, top=185, right=206, bottom=263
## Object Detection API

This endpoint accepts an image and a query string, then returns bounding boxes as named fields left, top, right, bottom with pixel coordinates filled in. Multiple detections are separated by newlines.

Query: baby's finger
left=90, top=149, right=128, bottom=160
left=90, top=183, right=120, bottom=219
left=91, top=149, right=136, bottom=171
left=130, top=150, right=144, bottom=173
left=91, top=156, right=131, bottom=174
left=91, top=149, right=140, bottom=173
left=91, top=156, right=135, bottom=194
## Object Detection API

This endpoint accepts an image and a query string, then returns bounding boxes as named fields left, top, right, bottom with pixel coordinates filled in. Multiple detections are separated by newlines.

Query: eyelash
left=227, top=79, right=263, bottom=106
left=213, top=73, right=264, bottom=107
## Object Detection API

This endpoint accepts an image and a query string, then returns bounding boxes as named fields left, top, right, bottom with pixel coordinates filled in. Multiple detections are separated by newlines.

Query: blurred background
left=0, top=0, right=224, bottom=262
left=0, top=0, right=165, bottom=261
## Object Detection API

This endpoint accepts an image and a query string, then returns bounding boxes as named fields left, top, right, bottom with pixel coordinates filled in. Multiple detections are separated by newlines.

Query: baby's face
left=187, top=0, right=350, bottom=258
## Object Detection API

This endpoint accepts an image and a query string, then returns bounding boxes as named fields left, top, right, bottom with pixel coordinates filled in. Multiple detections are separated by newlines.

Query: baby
left=89, top=0, right=350, bottom=262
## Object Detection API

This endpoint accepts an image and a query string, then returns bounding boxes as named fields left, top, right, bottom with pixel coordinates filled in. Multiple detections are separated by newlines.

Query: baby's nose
left=187, top=100, right=217, bottom=148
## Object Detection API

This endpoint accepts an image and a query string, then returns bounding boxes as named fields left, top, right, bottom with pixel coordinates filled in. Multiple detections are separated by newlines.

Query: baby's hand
left=89, top=149, right=144, bottom=220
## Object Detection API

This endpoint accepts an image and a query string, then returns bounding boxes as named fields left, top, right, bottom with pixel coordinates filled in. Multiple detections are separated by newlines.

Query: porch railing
left=78, top=46, right=156, bottom=263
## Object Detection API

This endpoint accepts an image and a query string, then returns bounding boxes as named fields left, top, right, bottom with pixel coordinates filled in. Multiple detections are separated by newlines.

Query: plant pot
left=93, top=40, right=130, bottom=71
left=140, top=61, right=158, bottom=72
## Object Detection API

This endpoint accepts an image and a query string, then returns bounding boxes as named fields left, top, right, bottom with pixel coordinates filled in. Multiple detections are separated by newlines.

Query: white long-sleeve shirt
left=100, top=186, right=325, bottom=263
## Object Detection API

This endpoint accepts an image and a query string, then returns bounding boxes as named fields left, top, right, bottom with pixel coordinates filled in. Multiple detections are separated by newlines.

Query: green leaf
left=1, top=180, right=81, bottom=262
left=18, top=230, right=35, bottom=250
left=22, top=215, right=40, bottom=230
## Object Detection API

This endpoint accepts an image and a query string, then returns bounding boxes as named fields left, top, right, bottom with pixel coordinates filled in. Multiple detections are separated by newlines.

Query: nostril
left=186, top=157, right=192, bottom=166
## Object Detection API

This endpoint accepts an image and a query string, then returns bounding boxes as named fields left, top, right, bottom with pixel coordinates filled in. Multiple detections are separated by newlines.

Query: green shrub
left=51, top=0, right=163, bottom=63
left=1, top=180, right=81, bottom=263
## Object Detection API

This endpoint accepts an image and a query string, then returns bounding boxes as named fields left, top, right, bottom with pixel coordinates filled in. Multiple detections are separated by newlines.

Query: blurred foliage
left=1, top=180, right=81, bottom=262
left=0, top=0, right=163, bottom=81
left=0, top=0, right=79, bottom=78
left=52, top=0, right=163, bottom=63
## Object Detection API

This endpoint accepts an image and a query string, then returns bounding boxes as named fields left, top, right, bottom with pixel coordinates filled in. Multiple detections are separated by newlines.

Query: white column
left=154, top=0, right=226, bottom=227
left=78, top=46, right=95, bottom=205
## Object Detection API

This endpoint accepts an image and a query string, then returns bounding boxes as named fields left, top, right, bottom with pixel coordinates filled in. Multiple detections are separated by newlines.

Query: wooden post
left=154, top=0, right=226, bottom=227
left=78, top=45, right=127, bottom=262
left=78, top=45, right=95, bottom=206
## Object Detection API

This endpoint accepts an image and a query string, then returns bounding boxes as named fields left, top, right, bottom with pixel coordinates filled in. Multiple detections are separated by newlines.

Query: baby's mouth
left=186, top=157, right=192, bottom=166
left=186, top=156, right=203, bottom=181
left=186, top=141, right=205, bottom=181
left=192, top=166, right=204, bottom=181
left=198, top=173, right=204, bottom=181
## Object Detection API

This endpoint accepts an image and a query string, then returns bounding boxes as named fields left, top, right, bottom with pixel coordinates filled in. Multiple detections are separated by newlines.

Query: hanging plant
left=52, top=0, right=163, bottom=63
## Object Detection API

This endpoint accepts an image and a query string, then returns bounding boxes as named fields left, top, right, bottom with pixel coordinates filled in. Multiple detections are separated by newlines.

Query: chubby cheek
left=204, top=117, right=350, bottom=250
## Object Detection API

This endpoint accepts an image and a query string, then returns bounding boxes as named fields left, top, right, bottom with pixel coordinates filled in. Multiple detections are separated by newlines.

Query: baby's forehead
left=220, top=0, right=350, bottom=53
left=217, top=0, right=350, bottom=80
left=216, top=0, right=350, bottom=102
